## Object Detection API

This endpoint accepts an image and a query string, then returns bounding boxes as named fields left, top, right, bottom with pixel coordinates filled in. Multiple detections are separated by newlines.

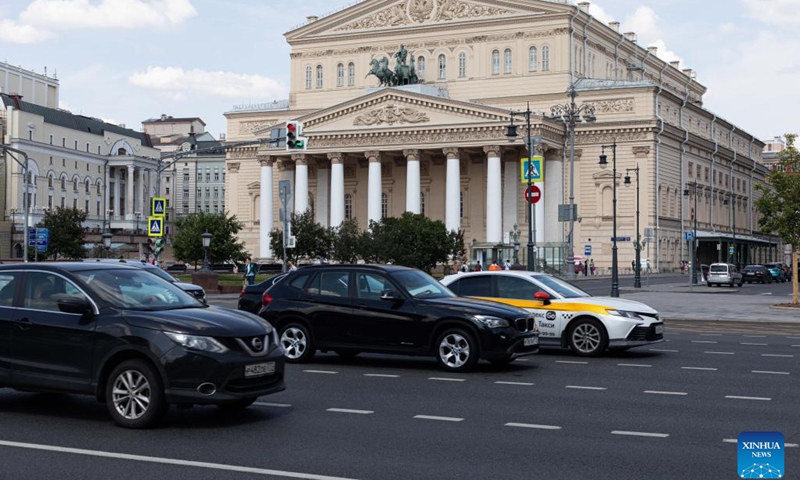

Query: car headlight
left=164, top=332, right=229, bottom=353
left=473, top=315, right=510, bottom=328
left=607, top=310, right=643, bottom=320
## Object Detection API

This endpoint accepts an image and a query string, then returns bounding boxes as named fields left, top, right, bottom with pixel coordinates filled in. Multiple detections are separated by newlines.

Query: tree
left=40, top=207, right=88, bottom=260
left=330, top=219, right=361, bottom=264
left=172, top=211, right=248, bottom=267
left=270, top=210, right=332, bottom=264
left=367, top=212, right=460, bottom=272
left=755, top=133, right=800, bottom=305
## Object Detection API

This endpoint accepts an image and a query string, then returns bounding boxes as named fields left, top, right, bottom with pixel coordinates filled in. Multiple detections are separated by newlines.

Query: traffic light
left=285, top=121, right=307, bottom=151
left=154, top=238, right=165, bottom=257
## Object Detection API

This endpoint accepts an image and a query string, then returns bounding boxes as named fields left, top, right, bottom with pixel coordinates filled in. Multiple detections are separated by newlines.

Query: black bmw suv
left=0, top=263, right=285, bottom=428
left=259, top=265, right=539, bottom=372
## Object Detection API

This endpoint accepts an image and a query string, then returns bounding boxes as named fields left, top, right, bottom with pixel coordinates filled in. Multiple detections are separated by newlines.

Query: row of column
left=110, top=165, right=152, bottom=219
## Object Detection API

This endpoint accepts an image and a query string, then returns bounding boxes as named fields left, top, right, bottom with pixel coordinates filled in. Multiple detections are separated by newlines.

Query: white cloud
left=58, top=100, right=74, bottom=112
left=624, top=6, right=662, bottom=41
left=648, top=39, right=683, bottom=66
left=588, top=3, right=614, bottom=25
left=743, top=0, right=800, bottom=26
left=128, top=66, right=286, bottom=101
left=718, top=22, right=738, bottom=34
left=0, top=19, right=54, bottom=44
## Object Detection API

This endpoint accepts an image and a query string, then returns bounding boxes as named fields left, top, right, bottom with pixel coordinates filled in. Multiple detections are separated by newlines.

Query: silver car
left=707, top=263, right=743, bottom=287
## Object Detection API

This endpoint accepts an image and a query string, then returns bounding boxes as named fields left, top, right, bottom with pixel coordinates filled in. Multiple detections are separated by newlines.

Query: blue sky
left=2, top=0, right=798, bottom=141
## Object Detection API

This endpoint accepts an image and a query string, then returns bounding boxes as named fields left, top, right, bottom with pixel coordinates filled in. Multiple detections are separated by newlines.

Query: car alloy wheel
left=436, top=329, right=479, bottom=372
left=568, top=319, right=608, bottom=357
left=105, top=360, right=166, bottom=429
left=279, top=323, right=315, bottom=363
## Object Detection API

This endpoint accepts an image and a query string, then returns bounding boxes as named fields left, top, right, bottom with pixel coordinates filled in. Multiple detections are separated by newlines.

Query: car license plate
left=245, top=362, right=275, bottom=378
left=524, top=336, right=538, bottom=347
left=655, top=325, right=664, bottom=335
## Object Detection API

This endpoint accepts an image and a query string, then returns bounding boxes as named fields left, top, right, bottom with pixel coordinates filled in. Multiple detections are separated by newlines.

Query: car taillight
left=240, top=287, right=246, bottom=296
left=262, top=292, right=273, bottom=307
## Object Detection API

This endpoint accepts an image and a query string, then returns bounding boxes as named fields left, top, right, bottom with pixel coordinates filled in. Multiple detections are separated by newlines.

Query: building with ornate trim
left=224, top=0, right=778, bottom=271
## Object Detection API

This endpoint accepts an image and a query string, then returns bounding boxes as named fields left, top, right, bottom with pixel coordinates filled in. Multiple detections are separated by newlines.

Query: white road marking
left=691, top=340, right=718, bottom=344
left=740, top=342, right=768, bottom=346
left=751, top=371, right=790, bottom=375
left=725, top=395, right=771, bottom=401
left=566, top=385, right=607, bottom=391
left=743, top=335, right=767, bottom=338
left=363, top=374, right=400, bottom=378
left=516, top=358, right=530, bottom=362
left=413, top=415, right=464, bottom=422
left=303, top=370, right=339, bottom=375
left=723, top=439, right=798, bottom=447
left=786, top=336, right=800, bottom=340
left=664, top=332, right=681, bottom=335
left=705, top=351, right=735, bottom=355
left=326, top=408, right=374, bottom=415
left=699, top=333, right=723, bottom=337
left=761, top=354, right=794, bottom=358
left=0, top=440, right=363, bottom=480
left=611, top=431, right=669, bottom=438
left=495, top=381, right=535, bottom=386
left=649, top=348, right=679, bottom=353
left=644, top=390, right=688, bottom=396
left=617, top=363, right=652, bottom=368
left=253, top=402, right=292, bottom=408
left=428, top=377, right=466, bottom=382
left=681, top=367, right=718, bottom=371
left=556, top=360, right=588, bottom=365
left=505, top=423, right=562, bottom=430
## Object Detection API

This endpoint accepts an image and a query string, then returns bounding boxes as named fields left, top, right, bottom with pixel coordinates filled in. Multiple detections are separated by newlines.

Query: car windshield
left=75, top=268, right=203, bottom=311
left=391, top=270, right=455, bottom=299
left=143, top=266, right=179, bottom=283
left=743, top=266, right=761, bottom=271
left=532, top=274, right=591, bottom=299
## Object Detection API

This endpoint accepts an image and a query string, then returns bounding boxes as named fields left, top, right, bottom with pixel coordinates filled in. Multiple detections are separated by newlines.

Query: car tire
left=436, top=328, right=479, bottom=372
left=568, top=319, right=608, bottom=357
left=279, top=323, right=315, bottom=363
left=105, top=359, right=167, bottom=429
left=218, top=397, right=257, bottom=411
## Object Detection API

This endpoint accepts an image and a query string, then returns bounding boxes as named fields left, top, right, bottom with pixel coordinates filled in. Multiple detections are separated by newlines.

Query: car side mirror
left=57, top=296, right=93, bottom=316
left=534, top=291, right=551, bottom=306
left=380, top=290, right=402, bottom=301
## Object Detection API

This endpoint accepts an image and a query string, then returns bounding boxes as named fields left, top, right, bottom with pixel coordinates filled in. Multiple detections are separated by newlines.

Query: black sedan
left=0, top=262, right=285, bottom=428
left=259, top=264, right=539, bottom=372
left=741, top=265, right=773, bottom=284
left=239, top=273, right=288, bottom=314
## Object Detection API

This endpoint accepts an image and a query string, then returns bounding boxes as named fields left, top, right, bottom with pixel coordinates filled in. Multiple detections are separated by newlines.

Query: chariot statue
left=366, top=44, right=420, bottom=87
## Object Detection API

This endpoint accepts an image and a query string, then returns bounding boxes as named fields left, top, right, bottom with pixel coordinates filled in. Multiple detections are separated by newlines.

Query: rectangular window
left=74, top=140, right=78, bottom=150
left=62, top=137, right=66, bottom=147
left=85, top=200, right=89, bottom=212
left=214, top=172, right=219, bottom=181
left=86, top=143, right=90, bottom=152
left=183, top=189, right=189, bottom=198
left=197, top=172, right=202, bottom=181
left=96, top=201, right=100, bottom=216
left=166, top=187, right=170, bottom=195
left=206, top=173, right=211, bottom=182
left=49, top=134, right=53, bottom=144
left=214, top=187, right=219, bottom=198
left=49, top=156, right=53, bottom=165
left=184, top=173, right=190, bottom=182
left=73, top=198, right=77, bottom=209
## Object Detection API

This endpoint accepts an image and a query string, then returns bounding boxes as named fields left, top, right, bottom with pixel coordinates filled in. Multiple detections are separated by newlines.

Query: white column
left=485, top=146, right=502, bottom=243
left=293, top=155, right=309, bottom=214
left=104, top=166, right=111, bottom=220
left=258, top=155, right=274, bottom=259
left=404, top=149, right=421, bottom=214
left=443, top=148, right=461, bottom=232
left=544, top=149, right=564, bottom=243
left=535, top=182, right=545, bottom=244
left=126, top=165, right=134, bottom=219
left=316, top=161, right=330, bottom=227
left=137, top=167, right=145, bottom=215
left=113, top=167, right=120, bottom=218
left=366, top=151, right=382, bottom=224
left=503, top=157, right=518, bottom=236
left=328, top=153, right=345, bottom=227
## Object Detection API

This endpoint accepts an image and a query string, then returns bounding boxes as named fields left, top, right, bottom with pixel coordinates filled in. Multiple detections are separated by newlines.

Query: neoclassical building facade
left=225, top=0, right=777, bottom=271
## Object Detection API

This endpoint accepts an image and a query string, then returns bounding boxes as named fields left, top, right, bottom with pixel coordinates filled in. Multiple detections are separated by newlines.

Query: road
left=0, top=315, right=797, bottom=480
left=576, top=272, right=797, bottom=297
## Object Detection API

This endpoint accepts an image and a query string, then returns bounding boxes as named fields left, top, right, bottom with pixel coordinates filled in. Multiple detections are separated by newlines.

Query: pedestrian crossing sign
left=520, top=157, right=544, bottom=183
left=151, top=197, right=166, bottom=217
left=148, top=217, right=164, bottom=237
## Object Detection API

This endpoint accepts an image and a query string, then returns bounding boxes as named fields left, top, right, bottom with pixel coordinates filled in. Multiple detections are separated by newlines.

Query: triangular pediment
left=293, top=87, right=512, bottom=134
left=287, top=0, right=569, bottom=40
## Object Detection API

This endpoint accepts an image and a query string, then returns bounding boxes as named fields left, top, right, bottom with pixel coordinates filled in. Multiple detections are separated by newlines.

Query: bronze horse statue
left=366, top=57, right=395, bottom=87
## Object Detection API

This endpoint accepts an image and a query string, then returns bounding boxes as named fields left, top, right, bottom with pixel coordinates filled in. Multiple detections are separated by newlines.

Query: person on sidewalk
left=590, top=259, right=596, bottom=275
left=488, top=260, right=501, bottom=271
left=243, top=257, right=257, bottom=286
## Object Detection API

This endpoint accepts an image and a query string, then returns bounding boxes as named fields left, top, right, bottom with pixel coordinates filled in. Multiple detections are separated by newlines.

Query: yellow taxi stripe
left=470, top=296, right=609, bottom=315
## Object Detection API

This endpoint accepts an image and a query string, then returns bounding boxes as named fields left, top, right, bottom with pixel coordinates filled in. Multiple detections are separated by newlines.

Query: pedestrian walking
left=584, top=259, right=589, bottom=276
left=590, top=259, right=596, bottom=275
left=503, top=259, right=511, bottom=270
left=287, top=261, right=298, bottom=272
left=243, top=257, right=257, bottom=286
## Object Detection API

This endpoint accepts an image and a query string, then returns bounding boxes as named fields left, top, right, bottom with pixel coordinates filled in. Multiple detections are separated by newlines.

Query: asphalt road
left=575, top=273, right=797, bottom=297
left=0, top=320, right=797, bottom=480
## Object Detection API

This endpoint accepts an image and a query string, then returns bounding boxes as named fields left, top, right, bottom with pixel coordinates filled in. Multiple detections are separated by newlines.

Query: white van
left=707, top=263, right=743, bottom=287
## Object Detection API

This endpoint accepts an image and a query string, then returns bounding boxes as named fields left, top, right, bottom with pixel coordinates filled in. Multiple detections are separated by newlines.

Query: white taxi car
left=441, top=270, right=663, bottom=356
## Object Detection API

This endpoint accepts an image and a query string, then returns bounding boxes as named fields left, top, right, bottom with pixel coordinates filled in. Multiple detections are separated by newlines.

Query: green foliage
left=40, top=207, right=88, bottom=260
left=172, top=211, right=248, bottom=265
left=755, top=133, right=800, bottom=248
left=330, top=219, right=361, bottom=264
left=270, top=210, right=332, bottom=263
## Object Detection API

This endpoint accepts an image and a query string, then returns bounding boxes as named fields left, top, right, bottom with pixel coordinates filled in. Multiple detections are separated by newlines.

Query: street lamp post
left=505, top=103, right=540, bottom=272
left=724, top=193, right=736, bottom=266
left=549, top=84, right=597, bottom=280
left=509, top=223, right=520, bottom=265
left=0, top=144, right=31, bottom=263
left=134, top=211, right=141, bottom=234
left=625, top=165, right=641, bottom=288
left=683, top=183, right=699, bottom=284
left=599, top=141, right=620, bottom=297
left=102, top=232, right=113, bottom=258
left=201, top=232, right=212, bottom=272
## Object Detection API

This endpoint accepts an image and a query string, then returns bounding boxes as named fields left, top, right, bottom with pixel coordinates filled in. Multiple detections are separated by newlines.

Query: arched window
left=504, top=48, right=512, bottom=74
left=316, top=65, right=323, bottom=89
left=458, top=52, right=466, bottom=78
left=529, top=47, right=538, bottom=72
left=337, top=63, right=344, bottom=87
left=48, top=175, right=53, bottom=188
left=305, top=66, right=312, bottom=89
left=418, top=56, right=426, bottom=79
left=73, top=179, right=78, bottom=191
left=381, top=193, right=388, bottom=218
left=348, top=62, right=355, bottom=86
left=344, top=194, right=353, bottom=220
left=438, top=54, right=446, bottom=79
left=420, top=192, right=425, bottom=215
left=61, top=177, right=65, bottom=190
left=492, top=49, right=500, bottom=74
left=85, top=180, right=90, bottom=193
left=542, top=46, right=550, bottom=71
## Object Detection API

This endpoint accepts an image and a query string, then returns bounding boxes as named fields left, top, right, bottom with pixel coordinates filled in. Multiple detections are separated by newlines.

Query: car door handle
left=13, top=317, right=31, bottom=330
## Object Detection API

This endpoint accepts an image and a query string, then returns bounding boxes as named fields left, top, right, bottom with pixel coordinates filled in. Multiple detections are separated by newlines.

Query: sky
left=1, top=0, right=798, bottom=142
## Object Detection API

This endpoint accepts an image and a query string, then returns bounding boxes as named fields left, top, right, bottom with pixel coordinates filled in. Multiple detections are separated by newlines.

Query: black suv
left=0, top=263, right=285, bottom=428
left=741, top=265, right=772, bottom=284
left=259, top=265, right=539, bottom=372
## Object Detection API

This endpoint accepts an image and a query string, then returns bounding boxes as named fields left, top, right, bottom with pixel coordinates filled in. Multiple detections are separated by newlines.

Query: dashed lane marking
left=428, top=377, right=466, bottom=382
left=649, top=349, right=679, bottom=353
left=505, top=423, right=562, bottom=430
left=787, top=337, right=800, bottom=340
left=743, top=335, right=767, bottom=338
left=555, top=360, right=589, bottom=365
left=566, top=385, right=607, bottom=391
left=691, top=341, right=718, bottom=344
left=664, top=333, right=681, bottom=335
left=762, top=354, right=794, bottom=358
left=254, top=402, right=292, bottom=408
left=0, top=440, right=363, bottom=480
left=740, top=343, right=768, bottom=346
left=326, top=408, right=374, bottom=415
left=611, top=431, right=669, bottom=438
left=644, top=391, right=688, bottom=396
left=303, top=370, right=339, bottom=375
left=751, top=371, right=790, bottom=375
left=681, top=367, right=718, bottom=371
left=699, top=334, right=723, bottom=336
left=617, top=363, right=652, bottom=368
left=495, top=381, right=535, bottom=386
left=363, top=374, right=400, bottom=378
left=413, top=415, right=464, bottom=422
left=725, top=395, right=771, bottom=401
left=705, top=351, right=735, bottom=355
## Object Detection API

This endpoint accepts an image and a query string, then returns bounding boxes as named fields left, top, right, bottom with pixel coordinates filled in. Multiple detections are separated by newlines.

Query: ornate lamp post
left=102, top=232, right=113, bottom=258
left=134, top=211, right=141, bottom=234
left=505, top=103, right=540, bottom=272
left=550, top=84, right=596, bottom=279
left=509, top=223, right=520, bottom=265
left=624, top=165, right=641, bottom=288
left=599, top=140, right=619, bottom=297
left=0, top=144, right=31, bottom=262
left=723, top=193, right=736, bottom=266
left=683, top=183, right=699, bottom=284
left=201, top=232, right=212, bottom=272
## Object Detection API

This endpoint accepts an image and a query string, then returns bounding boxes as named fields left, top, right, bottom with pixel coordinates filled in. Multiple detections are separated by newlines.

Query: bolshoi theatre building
left=223, top=0, right=779, bottom=272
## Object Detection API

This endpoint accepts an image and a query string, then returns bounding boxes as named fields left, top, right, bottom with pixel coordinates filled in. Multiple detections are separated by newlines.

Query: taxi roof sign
left=151, top=197, right=166, bottom=217
left=148, top=217, right=164, bottom=237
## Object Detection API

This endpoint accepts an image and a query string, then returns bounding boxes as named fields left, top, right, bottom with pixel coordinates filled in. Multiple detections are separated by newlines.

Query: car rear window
left=451, top=276, right=492, bottom=297
left=287, top=273, right=311, bottom=290
left=710, top=265, right=729, bottom=273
